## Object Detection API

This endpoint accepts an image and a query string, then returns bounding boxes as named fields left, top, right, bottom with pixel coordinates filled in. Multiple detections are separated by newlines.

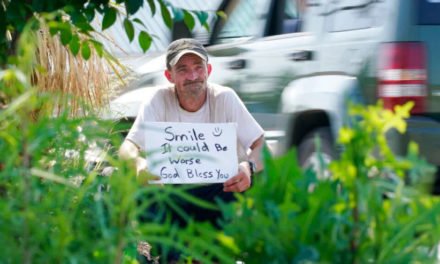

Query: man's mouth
left=184, top=81, right=202, bottom=86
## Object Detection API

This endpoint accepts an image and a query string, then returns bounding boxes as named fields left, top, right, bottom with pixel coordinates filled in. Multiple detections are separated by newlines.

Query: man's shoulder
left=208, top=83, right=235, bottom=97
left=142, top=84, right=174, bottom=100
left=152, top=84, right=174, bottom=94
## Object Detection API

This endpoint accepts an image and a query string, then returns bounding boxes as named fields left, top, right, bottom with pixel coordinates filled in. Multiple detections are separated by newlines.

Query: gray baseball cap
left=166, top=38, right=208, bottom=69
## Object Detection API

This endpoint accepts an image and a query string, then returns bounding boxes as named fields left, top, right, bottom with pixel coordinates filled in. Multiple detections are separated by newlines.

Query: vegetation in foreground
left=1, top=1, right=439, bottom=262
left=221, top=101, right=440, bottom=263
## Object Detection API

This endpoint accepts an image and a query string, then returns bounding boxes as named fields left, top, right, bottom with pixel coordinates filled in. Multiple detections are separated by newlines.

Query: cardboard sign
left=143, top=122, right=238, bottom=184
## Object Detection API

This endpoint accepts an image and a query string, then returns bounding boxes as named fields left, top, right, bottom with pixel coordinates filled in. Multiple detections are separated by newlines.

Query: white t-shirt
left=126, top=83, right=264, bottom=161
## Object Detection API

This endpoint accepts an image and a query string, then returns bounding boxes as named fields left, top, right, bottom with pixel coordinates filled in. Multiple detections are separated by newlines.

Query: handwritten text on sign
left=144, top=122, right=238, bottom=184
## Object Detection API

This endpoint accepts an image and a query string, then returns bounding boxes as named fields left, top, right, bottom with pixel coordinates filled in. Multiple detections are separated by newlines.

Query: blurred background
left=104, top=0, right=440, bottom=192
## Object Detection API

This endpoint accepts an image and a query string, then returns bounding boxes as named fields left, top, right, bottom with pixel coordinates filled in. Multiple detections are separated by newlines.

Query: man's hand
left=223, top=162, right=252, bottom=192
left=119, top=140, right=161, bottom=185
left=135, top=156, right=161, bottom=185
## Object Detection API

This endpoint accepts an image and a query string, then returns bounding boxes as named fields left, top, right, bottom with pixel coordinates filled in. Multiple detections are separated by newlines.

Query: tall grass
left=32, top=22, right=129, bottom=117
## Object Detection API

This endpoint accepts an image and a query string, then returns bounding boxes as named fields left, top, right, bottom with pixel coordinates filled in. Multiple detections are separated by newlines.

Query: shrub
left=220, top=102, right=440, bottom=263
left=0, top=40, right=233, bottom=263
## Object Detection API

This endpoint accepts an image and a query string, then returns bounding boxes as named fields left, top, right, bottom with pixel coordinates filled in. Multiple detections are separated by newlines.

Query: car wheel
left=298, top=127, right=335, bottom=179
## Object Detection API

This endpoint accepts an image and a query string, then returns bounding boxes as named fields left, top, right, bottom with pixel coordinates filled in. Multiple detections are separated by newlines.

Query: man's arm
left=248, top=135, right=265, bottom=172
left=223, top=135, right=265, bottom=193
left=119, top=139, right=149, bottom=179
left=119, top=139, right=140, bottom=160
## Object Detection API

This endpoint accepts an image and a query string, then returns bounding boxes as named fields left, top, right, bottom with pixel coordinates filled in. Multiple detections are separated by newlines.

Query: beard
left=182, top=80, right=205, bottom=97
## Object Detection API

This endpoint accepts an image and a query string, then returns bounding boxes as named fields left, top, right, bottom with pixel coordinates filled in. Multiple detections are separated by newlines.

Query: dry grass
left=32, top=24, right=129, bottom=117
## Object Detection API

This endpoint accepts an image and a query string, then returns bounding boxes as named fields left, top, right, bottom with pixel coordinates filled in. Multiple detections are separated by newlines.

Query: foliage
left=0, top=18, right=234, bottom=263
left=0, top=65, right=234, bottom=264
left=1, top=0, right=224, bottom=65
left=4, top=2, right=439, bottom=262
left=220, top=101, right=440, bottom=263
left=1, top=0, right=226, bottom=116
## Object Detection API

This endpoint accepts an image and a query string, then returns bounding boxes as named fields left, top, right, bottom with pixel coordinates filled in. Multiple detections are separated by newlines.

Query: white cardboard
left=143, top=122, right=238, bottom=184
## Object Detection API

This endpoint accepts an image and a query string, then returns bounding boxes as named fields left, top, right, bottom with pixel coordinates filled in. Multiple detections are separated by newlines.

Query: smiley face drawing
left=212, top=127, right=223, bottom=137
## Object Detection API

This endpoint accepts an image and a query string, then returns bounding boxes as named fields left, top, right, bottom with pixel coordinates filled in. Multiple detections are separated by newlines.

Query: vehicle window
left=216, top=0, right=272, bottom=44
left=282, top=0, right=305, bottom=34
left=418, top=0, right=440, bottom=25
left=327, top=0, right=382, bottom=32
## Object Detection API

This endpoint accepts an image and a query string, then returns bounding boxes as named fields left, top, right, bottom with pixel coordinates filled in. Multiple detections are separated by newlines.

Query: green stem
left=22, top=139, right=32, bottom=264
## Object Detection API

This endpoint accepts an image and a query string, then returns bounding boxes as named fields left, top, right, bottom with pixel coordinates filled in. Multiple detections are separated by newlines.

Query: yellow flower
left=394, top=101, right=414, bottom=119
left=339, top=127, right=354, bottom=144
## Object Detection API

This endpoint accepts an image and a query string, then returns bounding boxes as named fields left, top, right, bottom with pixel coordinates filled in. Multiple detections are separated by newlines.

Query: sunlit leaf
left=60, top=26, right=72, bottom=45
left=338, top=127, right=354, bottom=144
left=123, top=18, right=135, bottom=42
left=132, top=17, right=146, bottom=28
left=159, top=1, right=172, bottom=29
left=216, top=10, right=227, bottom=20
left=138, top=31, right=152, bottom=52
left=394, top=101, right=414, bottom=119
left=147, top=0, right=156, bottom=15
left=217, top=233, right=240, bottom=254
left=91, top=40, right=104, bottom=57
left=202, top=22, right=210, bottom=32
left=69, top=34, right=80, bottom=56
left=183, top=10, right=195, bottom=31
left=81, top=40, right=91, bottom=60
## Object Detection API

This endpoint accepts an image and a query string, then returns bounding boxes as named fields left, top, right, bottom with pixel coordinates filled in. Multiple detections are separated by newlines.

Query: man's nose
left=186, top=70, right=198, bottom=80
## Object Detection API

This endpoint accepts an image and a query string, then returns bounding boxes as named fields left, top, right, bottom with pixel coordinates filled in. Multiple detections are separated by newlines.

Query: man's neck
left=176, top=89, right=207, bottom=112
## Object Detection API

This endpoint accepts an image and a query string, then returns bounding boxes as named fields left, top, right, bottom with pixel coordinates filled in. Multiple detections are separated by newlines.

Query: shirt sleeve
left=125, top=94, right=160, bottom=151
left=224, top=90, right=264, bottom=150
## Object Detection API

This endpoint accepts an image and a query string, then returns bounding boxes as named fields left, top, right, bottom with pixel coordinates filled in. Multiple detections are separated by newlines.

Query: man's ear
left=164, top=69, right=174, bottom=83
left=207, top=63, right=212, bottom=75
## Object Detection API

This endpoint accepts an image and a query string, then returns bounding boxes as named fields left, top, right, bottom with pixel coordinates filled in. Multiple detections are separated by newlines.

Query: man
left=119, top=38, right=265, bottom=225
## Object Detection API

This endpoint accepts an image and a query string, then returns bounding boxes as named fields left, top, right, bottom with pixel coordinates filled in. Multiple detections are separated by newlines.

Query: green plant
left=0, top=2, right=236, bottom=262
left=220, top=101, right=440, bottom=263
left=0, top=24, right=235, bottom=264
left=1, top=0, right=223, bottom=65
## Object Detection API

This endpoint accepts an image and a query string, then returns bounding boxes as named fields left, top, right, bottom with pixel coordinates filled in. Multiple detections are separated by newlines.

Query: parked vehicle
left=109, top=0, right=440, bottom=190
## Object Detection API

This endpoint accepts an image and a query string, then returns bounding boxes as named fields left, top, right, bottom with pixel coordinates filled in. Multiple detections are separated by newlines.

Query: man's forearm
left=119, top=139, right=140, bottom=160
left=119, top=139, right=150, bottom=177
left=248, top=135, right=265, bottom=172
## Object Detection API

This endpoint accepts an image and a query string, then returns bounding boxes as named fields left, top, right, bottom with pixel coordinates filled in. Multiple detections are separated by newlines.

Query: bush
left=0, top=68, right=234, bottom=264
left=220, top=102, right=440, bottom=263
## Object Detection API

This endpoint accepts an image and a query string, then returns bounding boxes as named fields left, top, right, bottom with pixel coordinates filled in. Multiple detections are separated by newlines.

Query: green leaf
left=172, top=7, right=184, bottom=22
left=70, top=10, right=95, bottom=32
left=123, top=18, right=135, bottom=42
left=91, top=40, right=104, bottom=58
left=47, top=21, right=64, bottom=36
left=81, top=41, right=91, bottom=60
left=84, top=7, right=95, bottom=22
left=138, top=31, right=152, bottom=52
left=60, top=27, right=72, bottom=45
left=202, top=22, right=210, bottom=32
left=195, top=11, right=209, bottom=25
left=159, top=1, right=172, bottom=29
left=183, top=10, right=195, bottom=31
left=216, top=10, right=227, bottom=20
left=147, top=0, right=156, bottom=15
left=102, top=7, right=117, bottom=31
left=132, top=18, right=146, bottom=28
left=69, top=34, right=80, bottom=56
left=125, top=0, right=143, bottom=15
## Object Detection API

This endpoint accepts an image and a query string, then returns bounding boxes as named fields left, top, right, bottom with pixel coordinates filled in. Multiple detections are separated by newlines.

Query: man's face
left=165, top=53, right=212, bottom=99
